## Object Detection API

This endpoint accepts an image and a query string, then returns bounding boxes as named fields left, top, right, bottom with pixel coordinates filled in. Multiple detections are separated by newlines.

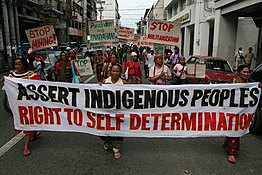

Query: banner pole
left=163, top=45, right=168, bottom=85
left=45, top=48, right=54, bottom=81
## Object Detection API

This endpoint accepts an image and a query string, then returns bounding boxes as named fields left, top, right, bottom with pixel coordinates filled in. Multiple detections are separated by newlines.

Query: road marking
left=84, top=75, right=95, bottom=84
left=0, top=74, right=96, bottom=157
left=0, top=132, right=25, bottom=157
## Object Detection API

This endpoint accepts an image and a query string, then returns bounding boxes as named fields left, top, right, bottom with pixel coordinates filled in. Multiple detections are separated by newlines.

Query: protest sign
left=117, top=26, right=134, bottom=40
left=5, top=77, right=261, bottom=138
left=90, top=40, right=119, bottom=50
left=73, top=58, right=93, bottom=76
left=140, top=36, right=153, bottom=48
left=25, top=25, right=58, bottom=50
left=88, top=20, right=115, bottom=43
left=128, top=34, right=140, bottom=45
left=147, top=20, right=181, bottom=45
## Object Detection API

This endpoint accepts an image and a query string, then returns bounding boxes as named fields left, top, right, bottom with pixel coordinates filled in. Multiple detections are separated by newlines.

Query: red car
left=186, top=56, right=236, bottom=84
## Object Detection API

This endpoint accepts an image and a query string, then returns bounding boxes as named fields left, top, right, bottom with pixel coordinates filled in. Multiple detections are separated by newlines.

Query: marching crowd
left=2, top=43, right=262, bottom=164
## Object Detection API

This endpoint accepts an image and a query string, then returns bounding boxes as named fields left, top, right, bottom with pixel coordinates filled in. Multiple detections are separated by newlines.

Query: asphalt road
left=1, top=72, right=262, bottom=175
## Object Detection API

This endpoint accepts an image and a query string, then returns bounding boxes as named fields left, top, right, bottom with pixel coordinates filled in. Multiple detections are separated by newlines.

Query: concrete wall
left=235, top=17, right=259, bottom=70
left=213, top=10, right=238, bottom=67
left=154, top=0, right=165, bottom=20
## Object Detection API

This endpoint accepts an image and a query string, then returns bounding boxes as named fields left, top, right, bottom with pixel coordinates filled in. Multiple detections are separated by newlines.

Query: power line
left=104, top=0, right=215, bottom=11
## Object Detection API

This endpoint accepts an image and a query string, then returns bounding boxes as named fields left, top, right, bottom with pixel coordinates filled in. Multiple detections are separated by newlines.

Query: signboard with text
left=88, top=20, right=115, bottom=43
left=73, top=58, right=93, bottom=76
left=117, top=26, right=135, bottom=40
left=25, top=25, right=58, bottom=50
left=147, top=20, right=181, bottom=45
left=140, top=36, right=153, bottom=48
left=4, top=77, right=261, bottom=138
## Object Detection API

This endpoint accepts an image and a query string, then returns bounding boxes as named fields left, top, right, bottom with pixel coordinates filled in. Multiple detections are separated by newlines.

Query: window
left=203, top=59, right=232, bottom=72
left=187, top=57, right=197, bottom=63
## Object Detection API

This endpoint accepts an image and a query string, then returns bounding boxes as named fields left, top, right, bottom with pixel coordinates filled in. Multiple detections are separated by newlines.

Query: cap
left=131, top=52, right=137, bottom=56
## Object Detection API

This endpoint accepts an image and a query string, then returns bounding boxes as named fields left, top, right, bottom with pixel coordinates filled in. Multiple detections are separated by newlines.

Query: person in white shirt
left=147, top=48, right=155, bottom=68
left=234, top=47, right=244, bottom=69
left=143, top=48, right=155, bottom=78
left=172, top=57, right=187, bottom=85
left=149, top=54, right=172, bottom=85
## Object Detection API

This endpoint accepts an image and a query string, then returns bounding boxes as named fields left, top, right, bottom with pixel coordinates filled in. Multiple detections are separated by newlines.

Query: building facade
left=164, top=0, right=215, bottom=57
left=97, top=0, right=120, bottom=29
left=0, top=0, right=97, bottom=70
left=213, top=0, right=262, bottom=69
left=153, top=0, right=166, bottom=20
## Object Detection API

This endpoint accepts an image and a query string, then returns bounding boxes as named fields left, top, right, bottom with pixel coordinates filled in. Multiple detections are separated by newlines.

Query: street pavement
left=0, top=72, right=262, bottom=175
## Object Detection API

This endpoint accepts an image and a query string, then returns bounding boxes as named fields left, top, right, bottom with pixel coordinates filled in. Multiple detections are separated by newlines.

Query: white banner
left=117, top=26, right=134, bottom=40
left=73, top=58, right=93, bottom=76
left=4, top=77, right=261, bottom=138
left=25, top=25, right=58, bottom=50
left=88, top=20, right=115, bottom=43
left=147, top=20, right=181, bottom=45
left=140, top=36, right=153, bottom=48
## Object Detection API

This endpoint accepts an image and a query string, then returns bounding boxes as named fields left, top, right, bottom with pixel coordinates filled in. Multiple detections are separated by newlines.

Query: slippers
left=114, top=151, right=121, bottom=159
left=113, top=148, right=121, bottom=159
left=23, top=148, right=31, bottom=156
left=227, top=155, right=236, bottom=164
left=103, top=142, right=109, bottom=151
left=31, top=132, right=41, bottom=141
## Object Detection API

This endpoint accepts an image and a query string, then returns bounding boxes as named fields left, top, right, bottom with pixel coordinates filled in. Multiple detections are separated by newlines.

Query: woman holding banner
left=149, top=54, right=172, bottom=85
left=99, top=63, right=126, bottom=159
left=223, top=64, right=251, bottom=163
left=5, top=57, right=41, bottom=156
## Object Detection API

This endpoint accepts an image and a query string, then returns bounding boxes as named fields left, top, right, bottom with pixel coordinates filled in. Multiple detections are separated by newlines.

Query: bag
left=72, top=74, right=80, bottom=83
left=238, top=51, right=244, bottom=60
left=70, top=61, right=80, bottom=83
left=172, top=64, right=185, bottom=85
left=172, top=76, right=182, bottom=85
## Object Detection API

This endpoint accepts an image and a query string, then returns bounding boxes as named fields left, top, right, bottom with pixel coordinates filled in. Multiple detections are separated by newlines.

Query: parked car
left=16, top=43, right=31, bottom=59
left=76, top=46, right=89, bottom=59
left=248, top=63, right=262, bottom=134
left=186, top=56, right=236, bottom=84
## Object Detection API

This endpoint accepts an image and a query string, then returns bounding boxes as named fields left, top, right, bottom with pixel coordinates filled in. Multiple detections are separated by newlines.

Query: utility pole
left=82, top=0, right=87, bottom=43
left=97, top=0, right=105, bottom=20
left=8, top=0, right=17, bottom=59
left=2, top=0, right=12, bottom=68
left=14, top=0, right=21, bottom=47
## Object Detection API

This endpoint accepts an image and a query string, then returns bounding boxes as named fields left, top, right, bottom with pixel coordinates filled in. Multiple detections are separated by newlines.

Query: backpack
left=238, top=51, right=244, bottom=60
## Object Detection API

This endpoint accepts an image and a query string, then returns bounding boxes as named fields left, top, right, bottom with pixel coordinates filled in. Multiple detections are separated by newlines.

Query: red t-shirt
left=124, top=60, right=142, bottom=77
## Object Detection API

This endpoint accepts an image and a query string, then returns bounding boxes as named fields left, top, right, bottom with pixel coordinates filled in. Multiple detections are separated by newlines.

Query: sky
left=117, top=0, right=156, bottom=30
